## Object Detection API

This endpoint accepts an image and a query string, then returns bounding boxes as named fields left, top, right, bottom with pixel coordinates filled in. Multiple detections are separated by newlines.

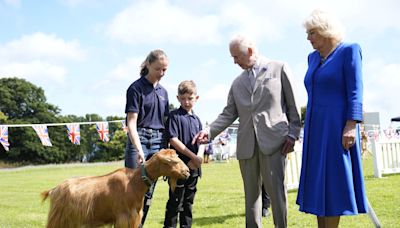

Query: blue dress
left=296, top=43, right=368, bottom=216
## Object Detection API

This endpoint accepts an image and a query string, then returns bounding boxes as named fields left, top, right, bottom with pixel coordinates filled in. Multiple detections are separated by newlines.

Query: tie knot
left=248, top=68, right=256, bottom=77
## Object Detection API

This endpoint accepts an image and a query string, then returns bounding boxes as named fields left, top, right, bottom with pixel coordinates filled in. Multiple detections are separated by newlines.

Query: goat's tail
left=41, top=190, right=50, bottom=203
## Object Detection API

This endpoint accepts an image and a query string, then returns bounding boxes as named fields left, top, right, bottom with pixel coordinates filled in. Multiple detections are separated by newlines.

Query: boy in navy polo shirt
left=163, top=80, right=203, bottom=228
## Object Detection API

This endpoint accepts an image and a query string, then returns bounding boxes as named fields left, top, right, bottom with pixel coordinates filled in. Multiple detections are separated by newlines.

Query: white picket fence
left=209, top=136, right=400, bottom=190
left=371, top=138, right=400, bottom=178
left=286, top=138, right=400, bottom=185
left=286, top=143, right=303, bottom=190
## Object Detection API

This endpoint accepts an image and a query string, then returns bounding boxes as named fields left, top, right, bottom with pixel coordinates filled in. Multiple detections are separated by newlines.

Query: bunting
left=66, top=124, right=81, bottom=145
left=32, top=125, right=52, bottom=147
left=96, top=122, right=110, bottom=142
left=1, top=119, right=125, bottom=149
left=0, top=126, right=10, bottom=151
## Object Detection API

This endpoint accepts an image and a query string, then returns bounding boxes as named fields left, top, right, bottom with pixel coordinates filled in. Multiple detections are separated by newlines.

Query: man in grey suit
left=193, top=35, right=301, bottom=227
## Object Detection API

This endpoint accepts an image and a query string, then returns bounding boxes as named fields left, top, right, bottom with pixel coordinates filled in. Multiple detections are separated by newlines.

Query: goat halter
left=141, top=163, right=153, bottom=187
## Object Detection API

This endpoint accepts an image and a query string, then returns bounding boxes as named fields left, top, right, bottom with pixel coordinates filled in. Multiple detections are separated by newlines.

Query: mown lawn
left=0, top=155, right=398, bottom=227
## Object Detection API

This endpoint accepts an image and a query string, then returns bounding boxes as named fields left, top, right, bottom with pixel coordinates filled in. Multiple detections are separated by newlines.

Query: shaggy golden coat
left=41, top=149, right=189, bottom=228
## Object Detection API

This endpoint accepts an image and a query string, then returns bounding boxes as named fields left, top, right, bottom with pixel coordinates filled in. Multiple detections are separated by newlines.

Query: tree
left=86, top=115, right=126, bottom=162
left=301, top=106, right=306, bottom=126
left=0, top=77, right=60, bottom=119
left=0, top=111, right=7, bottom=122
left=0, top=78, right=82, bottom=163
left=0, top=78, right=130, bottom=164
left=90, top=129, right=126, bottom=162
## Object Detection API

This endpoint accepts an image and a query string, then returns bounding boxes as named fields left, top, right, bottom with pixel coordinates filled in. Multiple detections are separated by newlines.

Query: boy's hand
left=188, top=156, right=202, bottom=169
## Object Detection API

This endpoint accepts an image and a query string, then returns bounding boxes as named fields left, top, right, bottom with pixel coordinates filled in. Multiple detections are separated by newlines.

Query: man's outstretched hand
left=192, top=129, right=210, bottom=145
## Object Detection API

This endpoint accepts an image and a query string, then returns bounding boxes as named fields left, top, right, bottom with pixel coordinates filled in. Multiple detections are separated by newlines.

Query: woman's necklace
left=321, top=42, right=339, bottom=64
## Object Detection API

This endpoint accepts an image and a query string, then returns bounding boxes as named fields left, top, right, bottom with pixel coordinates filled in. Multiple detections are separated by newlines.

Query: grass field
left=0, top=155, right=399, bottom=227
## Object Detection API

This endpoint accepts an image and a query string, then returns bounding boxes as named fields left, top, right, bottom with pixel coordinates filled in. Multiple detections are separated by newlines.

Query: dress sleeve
left=344, top=43, right=363, bottom=122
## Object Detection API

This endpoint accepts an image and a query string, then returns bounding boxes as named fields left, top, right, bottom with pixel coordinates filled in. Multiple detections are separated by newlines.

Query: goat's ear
left=170, top=155, right=181, bottom=163
left=163, top=157, right=180, bottom=164
left=160, top=155, right=178, bottom=164
left=160, top=153, right=180, bottom=164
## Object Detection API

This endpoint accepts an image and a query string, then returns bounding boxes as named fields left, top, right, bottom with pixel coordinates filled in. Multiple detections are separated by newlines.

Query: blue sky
left=1, top=0, right=399, bottom=128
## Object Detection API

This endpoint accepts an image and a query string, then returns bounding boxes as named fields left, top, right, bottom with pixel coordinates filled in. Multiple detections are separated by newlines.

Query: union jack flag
left=32, top=125, right=52, bottom=147
left=66, top=124, right=80, bottom=145
left=0, top=125, right=10, bottom=151
left=121, top=120, right=128, bottom=133
left=96, top=122, right=110, bottom=142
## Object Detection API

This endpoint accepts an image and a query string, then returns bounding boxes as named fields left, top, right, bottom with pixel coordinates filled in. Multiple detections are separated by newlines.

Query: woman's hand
left=137, top=150, right=145, bottom=165
left=342, top=120, right=357, bottom=150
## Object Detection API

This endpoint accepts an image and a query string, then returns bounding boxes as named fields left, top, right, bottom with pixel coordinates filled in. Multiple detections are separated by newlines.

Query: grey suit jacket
left=209, top=57, right=301, bottom=159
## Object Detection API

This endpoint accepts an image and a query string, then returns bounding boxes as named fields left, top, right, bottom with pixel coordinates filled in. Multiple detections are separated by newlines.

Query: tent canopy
left=391, top=116, right=400, bottom=122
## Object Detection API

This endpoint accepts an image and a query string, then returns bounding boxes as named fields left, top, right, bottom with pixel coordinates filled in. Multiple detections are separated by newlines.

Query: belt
left=137, top=128, right=163, bottom=134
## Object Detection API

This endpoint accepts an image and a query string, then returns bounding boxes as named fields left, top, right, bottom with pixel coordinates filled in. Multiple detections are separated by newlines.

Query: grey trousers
left=239, top=146, right=287, bottom=228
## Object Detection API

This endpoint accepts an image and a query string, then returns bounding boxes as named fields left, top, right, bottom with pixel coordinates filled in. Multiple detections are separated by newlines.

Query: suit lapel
left=239, top=70, right=252, bottom=94
left=253, top=59, right=270, bottom=93
left=240, top=71, right=253, bottom=94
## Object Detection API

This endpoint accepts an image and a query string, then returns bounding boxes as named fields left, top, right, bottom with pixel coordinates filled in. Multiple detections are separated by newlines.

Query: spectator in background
left=204, top=142, right=213, bottom=163
left=262, top=184, right=271, bottom=217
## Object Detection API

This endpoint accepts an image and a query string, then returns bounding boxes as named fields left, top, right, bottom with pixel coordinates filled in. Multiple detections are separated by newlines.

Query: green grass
left=0, top=156, right=399, bottom=227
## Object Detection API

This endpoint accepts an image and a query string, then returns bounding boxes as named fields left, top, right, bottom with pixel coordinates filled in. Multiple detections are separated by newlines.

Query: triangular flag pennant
left=32, top=125, right=52, bottom=146
left=0, top=125, right=10, bottom=151
left=121, top=120, right=128, bottom=133
left=96, top=122, right=110, bottom=142
left=66, top=124, right=80, bottom=145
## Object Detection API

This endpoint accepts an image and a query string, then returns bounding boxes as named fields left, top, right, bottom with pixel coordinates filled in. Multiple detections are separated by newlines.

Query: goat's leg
left=115, top=214, right=130, bottom=228
left=131, top=210, right=141, bottom=228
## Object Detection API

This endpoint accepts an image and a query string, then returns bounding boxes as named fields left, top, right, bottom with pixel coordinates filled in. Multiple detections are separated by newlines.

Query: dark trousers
left=262, top=184, right=271, bottom=209
left=163, top=170, right=199, bottom=228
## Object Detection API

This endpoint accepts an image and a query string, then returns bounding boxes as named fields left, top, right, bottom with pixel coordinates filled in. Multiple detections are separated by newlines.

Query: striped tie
left=248, top=69, right=256, bottom=89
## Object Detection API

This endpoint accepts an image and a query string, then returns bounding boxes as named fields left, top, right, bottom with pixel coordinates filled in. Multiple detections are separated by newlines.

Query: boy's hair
left=178, top=80, right=197, bottom=95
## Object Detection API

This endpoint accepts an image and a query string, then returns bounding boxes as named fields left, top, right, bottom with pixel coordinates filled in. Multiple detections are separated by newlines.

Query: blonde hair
left=178, top=80, right=197, bottom=95
left=140, top=49, right=168, bottom=77
left=303, top=9, right=344, bottom=42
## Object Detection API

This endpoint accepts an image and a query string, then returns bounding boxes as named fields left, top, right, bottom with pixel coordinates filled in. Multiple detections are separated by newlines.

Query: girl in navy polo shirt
left=124, top=49, right=169, bottom=225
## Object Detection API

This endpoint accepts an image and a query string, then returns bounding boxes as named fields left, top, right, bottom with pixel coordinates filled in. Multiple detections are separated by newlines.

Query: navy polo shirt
left=125, top=76, right=169, bottom=130
left=166, top=107, right=203, bottom=164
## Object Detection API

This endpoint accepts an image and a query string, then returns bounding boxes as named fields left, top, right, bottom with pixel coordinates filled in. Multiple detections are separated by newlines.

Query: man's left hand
left=281, top=136, right=295, bottom=156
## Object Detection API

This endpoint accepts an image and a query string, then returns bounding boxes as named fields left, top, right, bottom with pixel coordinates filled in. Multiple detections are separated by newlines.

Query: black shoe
left=262, top=208, right=270, bottom=217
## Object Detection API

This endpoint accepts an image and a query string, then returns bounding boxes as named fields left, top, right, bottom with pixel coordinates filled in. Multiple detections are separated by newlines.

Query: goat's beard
left=168, top=177, right=177, bottom=192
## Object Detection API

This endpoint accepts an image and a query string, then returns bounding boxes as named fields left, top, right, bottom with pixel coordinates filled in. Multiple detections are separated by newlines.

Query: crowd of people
left=123, top=8, right=368, bottom=228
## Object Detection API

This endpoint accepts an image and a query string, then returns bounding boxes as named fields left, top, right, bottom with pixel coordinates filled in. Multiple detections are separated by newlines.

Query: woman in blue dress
left=296, top=9, right=368, bottom=228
